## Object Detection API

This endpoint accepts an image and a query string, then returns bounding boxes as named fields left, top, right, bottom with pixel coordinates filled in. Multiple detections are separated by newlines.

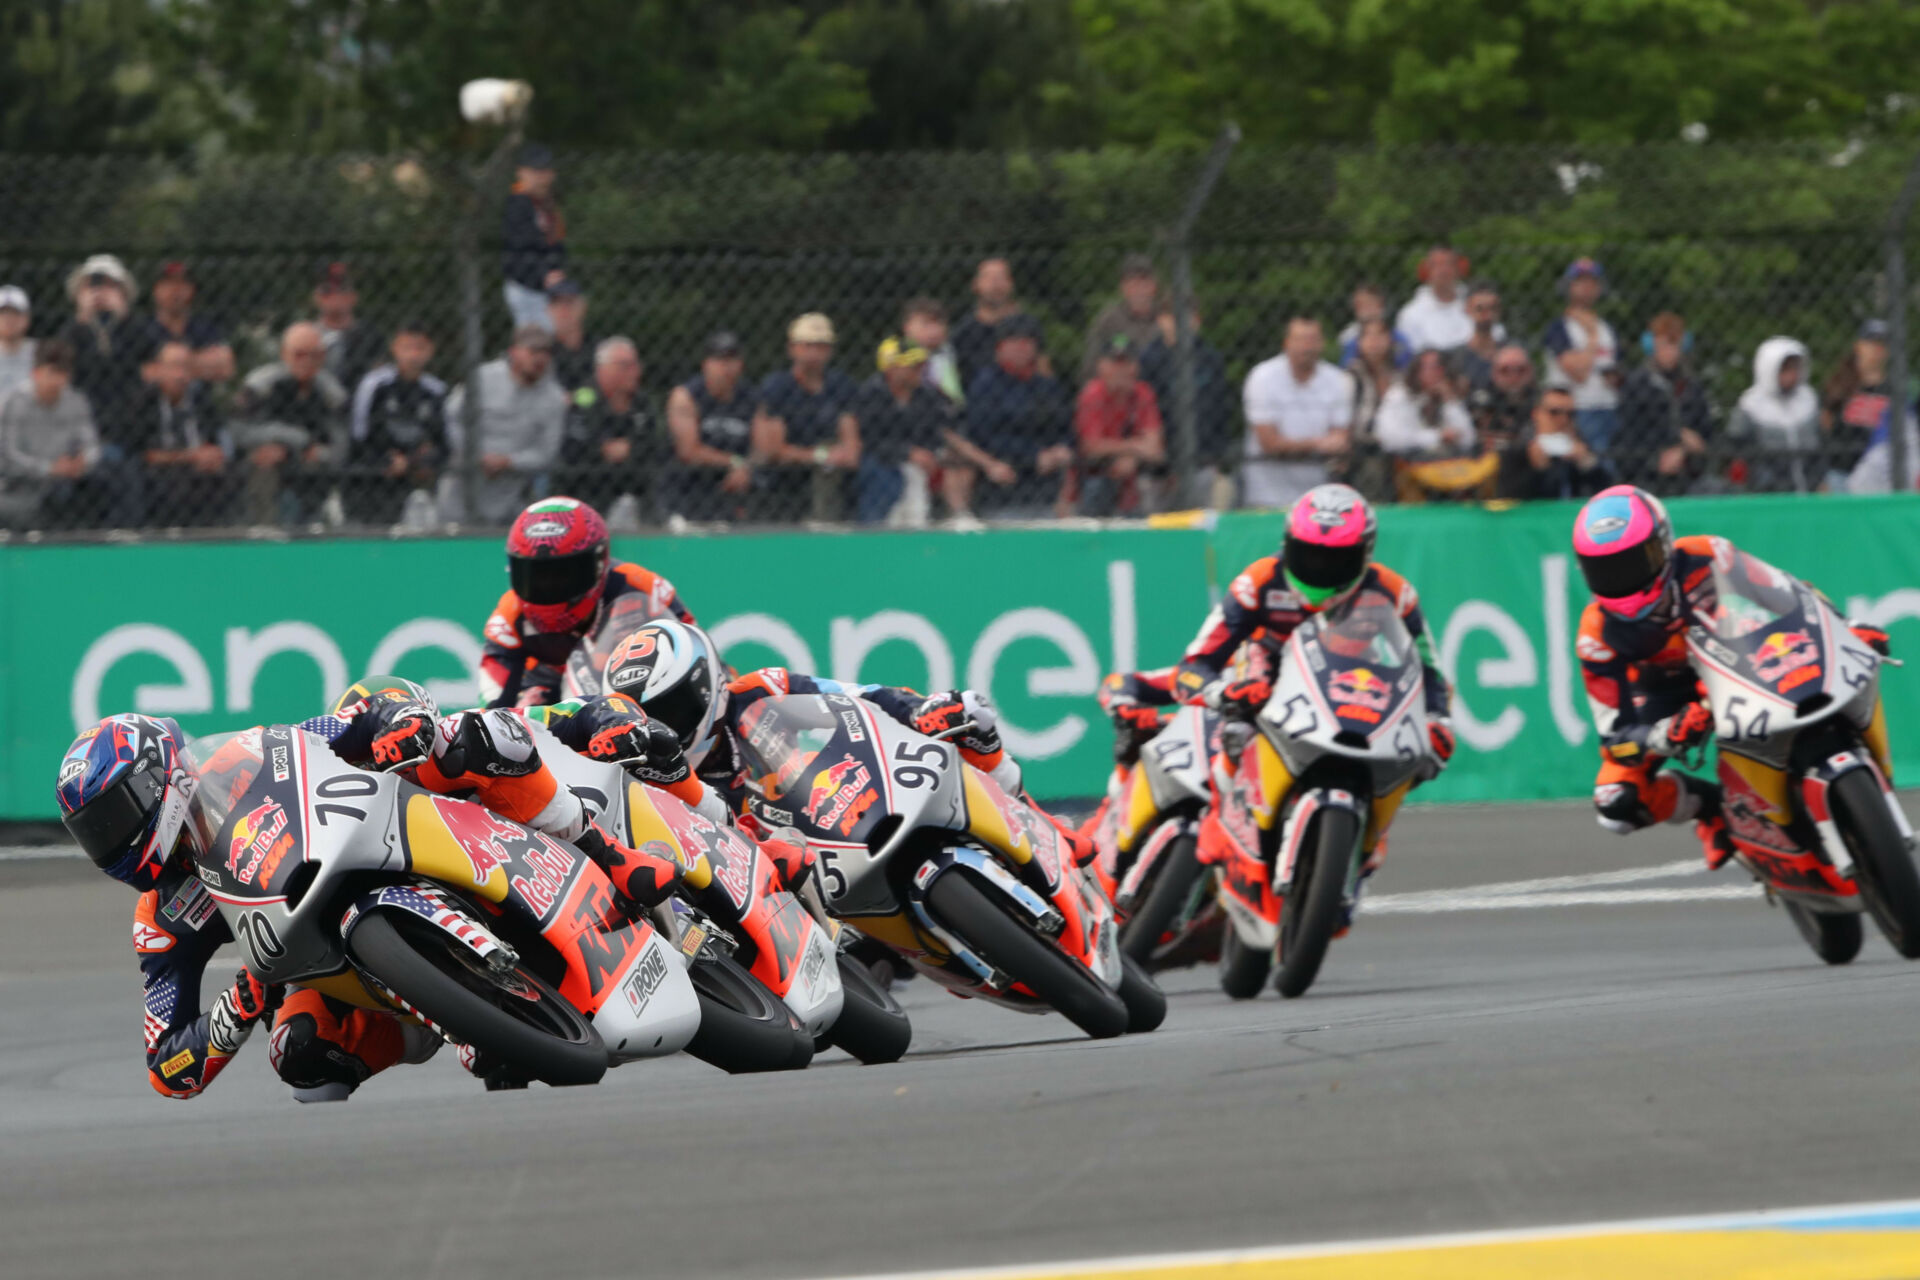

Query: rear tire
left=1117, top=953, right=1167, bottom=1033
left=826, top=950, right=913, bottom=1063
left=1783, top=900, right=1864, bottom=965
left=1275, top=807, right=1362, bottom=999
left=926, top=871, right=1129, bottom=1039
left=346, top=911, right=606, bottom=1087
left=1833, top=769, right=1920, bottom=958
left=685, top=952, right=815, bottom=1073
left=1119, top=834, right=1203, bottom=970
left=1219, top=930, right=1271, bottom=1000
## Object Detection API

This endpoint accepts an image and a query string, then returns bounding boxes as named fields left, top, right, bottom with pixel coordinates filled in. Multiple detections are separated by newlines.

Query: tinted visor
left=1578, top=538, right=1666, bottom=600
left=62, top=763, right=165, bottom=870
left=510, top=550, right=600, bottom=606
left=629, top=662, right=714, bottom=751
left=1284, top=533, right=1367, bottom=592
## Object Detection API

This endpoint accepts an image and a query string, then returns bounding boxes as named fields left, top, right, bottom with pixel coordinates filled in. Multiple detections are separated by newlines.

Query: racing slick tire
left=1117, top=953, right=1167, bottom=1033
left=686, top=951, right=815, bottom=1073
left=1275, top=806, right=1362, bottom=999
left=823, top=951, right=913, bottom=1064
left=927, top=871, right=1129, bottom=1039
left=1833, top=769, right=1920, bottom=959
left=346, top=910, right=606, bottom=1088
left=1119, top=833, right=1203, bottom=970
left=1783, top=900, right=1864, bottom=965
left=1219, top=930, right=1271, bottom=1000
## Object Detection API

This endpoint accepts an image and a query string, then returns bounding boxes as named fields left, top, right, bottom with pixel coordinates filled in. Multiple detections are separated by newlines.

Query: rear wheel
left=926, top=871, right=1128, bottom=1039
left=1218, top=930, right=1271, bottom=1000
left=1783, top=900, right=1864, bottom=965
left=346, top=911, right=606, bottom=1087
left=1119, top=834, right=1203, bottom=970
left=1275, top=807, right=1363, bottom=999
left=1117, top=953, right=1167, bottom=1032
left=685, top=952, right=815, bottom=1073
left=1833, top=769, right=1920, bottom=958
left=825, top=950, right=913, bottom=1064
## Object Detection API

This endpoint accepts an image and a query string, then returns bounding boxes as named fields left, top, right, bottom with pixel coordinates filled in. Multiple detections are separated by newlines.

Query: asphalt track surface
left=4, top=799, right=1920, bottom=1280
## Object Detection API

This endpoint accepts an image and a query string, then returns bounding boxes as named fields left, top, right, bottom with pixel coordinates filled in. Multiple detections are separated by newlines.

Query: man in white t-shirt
left=1394, top=247, right=1473, bottom=354
left=1240, top=316, right=1354, bottom=509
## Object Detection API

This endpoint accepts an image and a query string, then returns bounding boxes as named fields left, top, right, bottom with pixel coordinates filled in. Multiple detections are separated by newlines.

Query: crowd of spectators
left=2, top=147, right=1911, bottom=535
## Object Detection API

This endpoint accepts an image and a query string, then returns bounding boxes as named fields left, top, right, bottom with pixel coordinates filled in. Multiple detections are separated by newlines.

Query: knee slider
left=268, top=1013, right=373, bottom=1093
left=1593, top=781, right=1652, bottom=833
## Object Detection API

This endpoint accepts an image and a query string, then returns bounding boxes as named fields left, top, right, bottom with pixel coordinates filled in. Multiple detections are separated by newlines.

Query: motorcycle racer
left=478, top=496, right=697, bottom=709
left=1571, top=484, right=1893, bottom=866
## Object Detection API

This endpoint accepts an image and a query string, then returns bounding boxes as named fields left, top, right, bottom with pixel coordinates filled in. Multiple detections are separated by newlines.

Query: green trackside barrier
left=5, top=495, right=1917, bottom=820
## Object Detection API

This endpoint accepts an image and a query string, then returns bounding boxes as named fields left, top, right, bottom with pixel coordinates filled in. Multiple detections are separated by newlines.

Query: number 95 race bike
left=1206, top=584, right=1439, bottom=999
left=1684, top=547, right=1920, bottom=964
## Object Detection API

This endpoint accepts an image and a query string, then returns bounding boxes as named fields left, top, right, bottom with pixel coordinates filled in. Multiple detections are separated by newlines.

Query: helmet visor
left=1578, top=538, right=1667, bottom=602
left=1284, top=534, right=1368, bottom=593
left=511, top=550, right=600, bottom=606
left=62, top=762, right=166, bottom=870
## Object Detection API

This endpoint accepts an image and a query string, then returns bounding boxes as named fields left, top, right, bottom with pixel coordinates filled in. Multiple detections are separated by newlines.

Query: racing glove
left=576, top=699, right=692, bottom=784
left=363, top=696, right=437, bottom=771
left=1851, top=623, right=1893, bottom=657
left=1427, top=717, right=1456, bottom=764
left=1211, top=677, right=1272, bottom=720
left=913, top=690, right=1003, bottom=758
left=1658, top=702, right=1715, bottom=755
left=207, top=967, right=281, bottom=1055
left=575, top=822, right=685, bottom=909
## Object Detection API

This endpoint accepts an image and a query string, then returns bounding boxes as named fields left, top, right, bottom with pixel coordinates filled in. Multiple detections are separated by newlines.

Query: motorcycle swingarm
left=906, top=846, right=1061, bottom=988
left=1273, top=787, right=1365, bottom=895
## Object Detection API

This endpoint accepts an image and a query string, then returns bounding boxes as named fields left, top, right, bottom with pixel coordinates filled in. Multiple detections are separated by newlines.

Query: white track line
left=0, top=846, right=79, bottom=863
left=1361, top=856, right=1759, bottom=914
left=827, top=1196, right=1920, bottom=1280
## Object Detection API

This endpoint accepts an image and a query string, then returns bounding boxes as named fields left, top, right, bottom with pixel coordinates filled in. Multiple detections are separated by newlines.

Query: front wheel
left=1119, top=834, right=1203, bottom=970
left=1833, top=769, right=1920, bottom=958
left=1218, top=929, right=1271, bottom=1000
left=926, top=871, right=1129, bottom=1039
left=685, top=952, right=815, bottom=1073
left=1117, top=953, right=1167, bottom=1033
left=346, top=910, right=606, bottom=1087
left=1275, top=806, right=1363, bottom=998
left=1783, top=900, right=1863, bottom=965
left=825, top=950, right=913, bottom=1064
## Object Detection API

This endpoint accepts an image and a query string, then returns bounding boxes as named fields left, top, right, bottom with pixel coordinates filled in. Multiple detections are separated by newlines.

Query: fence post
left=1884, top=146, right=1920, bottom=493
left=455, top=129, right=523, bottom=525
left=1166, top=123, right=1241, bottom=508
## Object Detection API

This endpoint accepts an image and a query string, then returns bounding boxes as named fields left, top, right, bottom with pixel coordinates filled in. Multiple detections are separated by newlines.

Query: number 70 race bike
left=735, top=693, right=1165, bottom=1038
left=1206, top=584, right=1437, bottom=999
left=1684, top=546, right=1920, bottom=964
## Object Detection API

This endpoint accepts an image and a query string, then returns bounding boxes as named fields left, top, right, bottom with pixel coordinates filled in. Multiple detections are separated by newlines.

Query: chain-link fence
left=1, top=140, right=1915, bottom=538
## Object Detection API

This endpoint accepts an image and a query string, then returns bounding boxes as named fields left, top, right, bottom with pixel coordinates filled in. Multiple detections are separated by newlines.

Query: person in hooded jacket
left=1726, top=336, right=1821, bottom=492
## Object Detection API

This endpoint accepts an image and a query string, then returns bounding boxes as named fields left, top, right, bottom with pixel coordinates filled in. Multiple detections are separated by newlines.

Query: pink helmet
left=1573, top=485, right=1674, bottom=619
left=1283, top=484, right=1377, bottom=611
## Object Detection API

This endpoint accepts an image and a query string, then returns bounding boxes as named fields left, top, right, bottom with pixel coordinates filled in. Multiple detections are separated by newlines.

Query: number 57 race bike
left=1206, top=584, right=1438, bottom=999
left=1684, top=546, right=1920, bottom=965
left=183, top=723, right=730, bottom=1088
left=735, top=693, right=1165, bottom=1039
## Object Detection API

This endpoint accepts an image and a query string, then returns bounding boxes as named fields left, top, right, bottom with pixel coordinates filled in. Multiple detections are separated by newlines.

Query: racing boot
left=269, top=990, right=438, bottom=1102
left=575, top=822, right=685, bottom=910
left=1678, top=776, right=1735, bottom=871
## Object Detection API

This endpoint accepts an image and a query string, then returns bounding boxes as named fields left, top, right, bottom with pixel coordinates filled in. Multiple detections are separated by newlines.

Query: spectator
left=232, top=322, right=349, bottom=525
left=1075, top=335, right=1165, bottom=516
left=901, top=297, right=963, bottom=405
left=961, top=313, right=1074, bottom=517
left=561, top=337, right=657, bottom=531
left=501, top=142, right=567, bottom=330
left=0, top=340, right=99, bottom=529
left=1448, top=281, right=1506, bottom=389
left=136, top=261, right=234, bottom=387
left=1468, top=344, right=1541, bottom=499
left=1342, top=316, right=1401, bottom=502
left=1727, top=336, right=1821, bottom=492
left=1377, top=349, right=1474, bottom=457
left=59, top=253, right=143, bottom=427
left=1395, top=247, right=1473, bottom=353
left=0, top=285, right=34, bottom=402
left=1821, top=319, right=1896, bottom=480
left=665, top=330, right=756, bottom=522
left=546, top=280, right=597, bottom=393
left=1616, top=311, right=1712, bottom=495
left=348, top=321, right=448, bottom=527
left=1240, top=316, right=1354, bottom=509
left=1518, top=387, right=1613, bottom=499
left=445, top=325, right=568, bottom=524
left=312, top=262, right=385, bottom=395
left=1541, top=257, right=1622, bottom=451
left=951, top=257, right=1025, bottom=388
left=752, top=313, right=860, bottom=522
left=849, top=337, right=956, bottom=526
left=1138, top=301, right=1235, bottom=500
left=1079, top=253, right=1161, bottom=382
left=120, top=340, right=231, bottom=527
left=1336, top=281, right=1398, bottom=362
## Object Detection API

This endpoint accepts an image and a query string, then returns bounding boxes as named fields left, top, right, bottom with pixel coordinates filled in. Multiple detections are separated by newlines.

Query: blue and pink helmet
left=56, top=713, right=194, bottom=891
left=1283, top=483, right=1377, bottom=611
left=1573, top=485, right=1675, bottom=620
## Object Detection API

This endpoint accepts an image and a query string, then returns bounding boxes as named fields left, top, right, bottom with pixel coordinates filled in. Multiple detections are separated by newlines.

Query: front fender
left=1275, top=787, right=1366, bottom=894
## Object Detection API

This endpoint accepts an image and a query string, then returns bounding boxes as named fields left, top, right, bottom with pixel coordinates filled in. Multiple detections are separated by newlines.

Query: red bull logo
left=1752, top=629, right=1817, bottom=684
left=805, top=754, right=872, bottom=829
left=1328, top=665, right=1391, bottom=716
left=226, top=799, right=291, bottom=885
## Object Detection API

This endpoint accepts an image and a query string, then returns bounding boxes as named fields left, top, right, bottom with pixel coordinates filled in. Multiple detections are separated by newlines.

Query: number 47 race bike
left=1685, top=546, right=1920, bottom=965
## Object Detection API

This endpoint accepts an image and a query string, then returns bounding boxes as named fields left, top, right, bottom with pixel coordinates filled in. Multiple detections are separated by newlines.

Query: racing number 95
left=892, top=741, right=945, bottom=789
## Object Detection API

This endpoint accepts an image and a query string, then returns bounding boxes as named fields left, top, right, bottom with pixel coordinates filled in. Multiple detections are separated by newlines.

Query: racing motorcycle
left=735, top=692, right=1164, bottom=1038
left=1089, top=703, right=1223, bottom=970
left=534, top=722, right=912, bottom=1064
left=1208, top=584, right=1434, bottom=999
left=183, top=723, right=783, bottom=1087
left=1683, top=547, right=1920, bottom=964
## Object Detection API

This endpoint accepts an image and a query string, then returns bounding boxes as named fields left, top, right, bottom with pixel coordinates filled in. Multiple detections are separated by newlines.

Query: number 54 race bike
left=1206, top=584, right=1439, bottom=999
left=735, top=693, right=1165, bottom=1039
left=1684, top=547, right=1920, bottom=965
left=185, top=723, right=747, bottom=1088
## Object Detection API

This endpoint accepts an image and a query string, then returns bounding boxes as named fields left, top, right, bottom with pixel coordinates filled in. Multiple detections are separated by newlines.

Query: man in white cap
left=0, top=285, right=33, bottom=402
left=59, top=253, right=144, bottom=425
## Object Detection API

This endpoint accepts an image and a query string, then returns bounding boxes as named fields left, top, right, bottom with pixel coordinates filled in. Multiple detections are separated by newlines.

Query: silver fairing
left=1139, top=704, right=1215, bottom=811
left=1260, top=619, right=1429, bottom=800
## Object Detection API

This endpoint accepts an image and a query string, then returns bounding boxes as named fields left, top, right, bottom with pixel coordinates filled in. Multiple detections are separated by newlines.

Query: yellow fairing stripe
left=625, top=782, right=714, bottom=891
left=1366, top=779, right=1413, bottom=852
left=402, top=794, right=509, bottom=901
left=1864, top=696, right=1894, bottom=782
left=1251, top=735, right=1295, bottom=832
left=299, top=970, right=391, bottom=1012
left=1721, top=752, right=1791, bottom=822
left=963, top=769, right=1033, bottom=865
left=1117, top=764, right=1157, bottom=854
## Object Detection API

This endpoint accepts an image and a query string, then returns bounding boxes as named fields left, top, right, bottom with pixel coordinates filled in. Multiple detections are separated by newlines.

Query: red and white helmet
left=1282, top=483, right=1377, bottom=612
left=506, top=497, right=610, bottom=633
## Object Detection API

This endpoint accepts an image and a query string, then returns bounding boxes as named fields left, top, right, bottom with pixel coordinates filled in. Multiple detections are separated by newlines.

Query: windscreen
left=1692, top=550, right=1827, bottom=691
left=1298, top=588, right=1418, bottom=732
left=574, top=593, right=672, bottom=696
left=735, top=696, right=847, bottom=803
left=182, top=729, right=266, bottom=859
